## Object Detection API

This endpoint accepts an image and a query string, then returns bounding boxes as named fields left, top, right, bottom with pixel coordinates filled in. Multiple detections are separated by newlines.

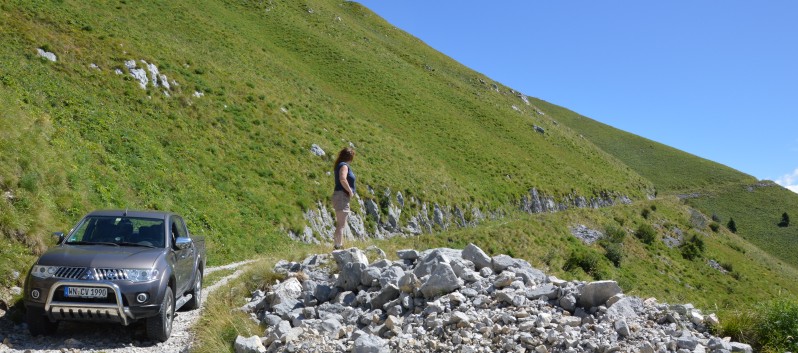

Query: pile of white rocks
left=235, top=244, right=752, bottom=353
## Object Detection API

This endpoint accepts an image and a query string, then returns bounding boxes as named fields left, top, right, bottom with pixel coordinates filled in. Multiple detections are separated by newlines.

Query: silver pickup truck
left=23, top=210, right=206, bottom=342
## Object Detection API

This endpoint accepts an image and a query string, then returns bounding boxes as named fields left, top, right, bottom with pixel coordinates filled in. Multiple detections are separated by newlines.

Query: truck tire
left=146, top=287, right=174, bottom=342
left=183, top=270, right=202, bottom=310
left=26, top=307, right=58, bottom=336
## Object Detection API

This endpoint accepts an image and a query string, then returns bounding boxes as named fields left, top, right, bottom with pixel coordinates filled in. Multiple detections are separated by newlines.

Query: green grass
left=545, top=105, right=756, bottom=194
left=686, top=182, right=798, bottom=269
left=718, top=298, right=798, bottom=353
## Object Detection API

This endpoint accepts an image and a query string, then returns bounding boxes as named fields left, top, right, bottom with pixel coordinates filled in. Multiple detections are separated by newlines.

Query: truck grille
left=54, top=267, right=86, bottom=279
left=94, top=268, right=128, bottom=280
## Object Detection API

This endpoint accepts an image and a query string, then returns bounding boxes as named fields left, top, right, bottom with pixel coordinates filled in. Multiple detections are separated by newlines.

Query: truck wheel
left=146, top=287, right=174, bottom=342
left=183, top=271, right=202, bottom=310
left=26, top=307, right=58, bottom=336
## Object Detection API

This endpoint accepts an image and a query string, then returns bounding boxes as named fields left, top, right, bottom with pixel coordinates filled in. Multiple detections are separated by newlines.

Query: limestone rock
left=234, top=335, right=266, bottom=353
left=578, top=280, right=622, bottom=308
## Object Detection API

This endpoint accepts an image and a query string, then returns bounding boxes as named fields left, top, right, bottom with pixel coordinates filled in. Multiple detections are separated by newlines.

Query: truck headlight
left=31, top=265, right=59, bottom=279
left=124, top=269, right=160, bottom=282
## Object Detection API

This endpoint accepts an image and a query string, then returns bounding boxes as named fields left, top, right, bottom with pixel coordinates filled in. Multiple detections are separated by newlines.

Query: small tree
left=778, top=212, right=790, bottom=227
left=727, top=218, right=737, bottom=233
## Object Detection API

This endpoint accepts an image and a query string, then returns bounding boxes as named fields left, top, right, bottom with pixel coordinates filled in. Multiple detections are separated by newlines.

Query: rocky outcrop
left=296, top=186, right=633, bottom=245
left=239, top=244, right=751, bottom=353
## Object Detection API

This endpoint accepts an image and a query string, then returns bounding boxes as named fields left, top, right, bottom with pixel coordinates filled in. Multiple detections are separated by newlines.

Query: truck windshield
left=65, top=216, right=166, bottom=248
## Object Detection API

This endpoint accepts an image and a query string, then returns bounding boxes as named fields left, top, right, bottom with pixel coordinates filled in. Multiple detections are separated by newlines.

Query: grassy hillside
left=685, top=182, right=798, bottom=269
left=540, top=97, right=798, bottom=269
left=0, top=0, right=650, bottom=281
left=546, top=106, right=756, bottom=194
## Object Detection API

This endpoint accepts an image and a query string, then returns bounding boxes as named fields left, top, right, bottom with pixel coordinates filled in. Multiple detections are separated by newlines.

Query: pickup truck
left=23, top=210, right=206, bottom=342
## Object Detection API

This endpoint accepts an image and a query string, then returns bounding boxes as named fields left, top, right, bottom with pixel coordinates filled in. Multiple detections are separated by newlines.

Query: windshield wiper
left=117, top=242, right=156, bottom=248
left=65, top=241, right=119, bottom=246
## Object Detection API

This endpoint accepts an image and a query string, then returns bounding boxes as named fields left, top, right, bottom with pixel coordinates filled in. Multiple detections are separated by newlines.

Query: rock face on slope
left=292, top=188, right=634, bottom=245
left=236, top=244, right=751, bottom=353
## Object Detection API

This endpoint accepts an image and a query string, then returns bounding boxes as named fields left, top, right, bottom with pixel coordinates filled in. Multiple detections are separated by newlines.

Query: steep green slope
left=541, top=99, right=798, bottom=268
left=685, top=182, right=798, bottom=268
left=545, top=105, right=756, bottom=194
left=0, top=0, right=649, bottom=277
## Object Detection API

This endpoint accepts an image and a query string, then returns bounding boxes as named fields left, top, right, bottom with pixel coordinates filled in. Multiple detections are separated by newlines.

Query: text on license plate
left=64, top=287, right=107, bottom=298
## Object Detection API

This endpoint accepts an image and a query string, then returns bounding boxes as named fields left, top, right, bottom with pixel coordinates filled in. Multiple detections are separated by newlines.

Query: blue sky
left=357, top=1, right=798, bottom=192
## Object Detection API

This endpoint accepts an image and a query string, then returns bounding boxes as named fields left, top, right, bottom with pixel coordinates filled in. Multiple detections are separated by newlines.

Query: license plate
left=64, top=287, right=107, bottom=298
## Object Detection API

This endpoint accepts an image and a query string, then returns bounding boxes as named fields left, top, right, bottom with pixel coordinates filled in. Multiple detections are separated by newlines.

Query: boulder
left=397, top=249, right=419, bottom=260
left=335, top=262, right=366, bottom=291
left=268, top=277, right=303, bottom=306
left=462, top=243, right=491, bottom=270
left=491, top=254, right=515, bottom=272
left=371, top=284, right=400, bottom=310
left=234, top=335, right=266, bottom=353
left=420, top=263, right=462, bottom=298
left=526, top=283, right=559, bottom=300
left=332, top=248, right=369, bottom=270
left=577, top=280, right=622, bottom=308
left=352, top=334, right=390, bottom=353
left=606, top=296, right=643, bottom=320
left=398, top=272, right=420, bottom=293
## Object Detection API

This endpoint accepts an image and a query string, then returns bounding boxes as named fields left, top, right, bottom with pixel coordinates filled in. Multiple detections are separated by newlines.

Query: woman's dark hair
left=333, top=147, right=355, bottom=171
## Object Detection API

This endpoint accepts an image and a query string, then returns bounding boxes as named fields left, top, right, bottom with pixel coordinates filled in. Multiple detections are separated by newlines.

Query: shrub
left=711, top=213, right=721, bottom=222
left=709, top=222, right=720, bottom=232
left=564, top=249, right=602, bottom=278
left=604, top=225, right=627, bottom=243
left=778, top=212, right=790, bottom=227
left=680, top=235, right=705, bottom=260
left=602, top=242, right=623, bottom=267
left=727, top=218, right=737, bottom=233
left=641, top=208, right=650, bottom=219
left=650, top=205, right=657, bottom=211
left=634, top=223, right=657, bottom=245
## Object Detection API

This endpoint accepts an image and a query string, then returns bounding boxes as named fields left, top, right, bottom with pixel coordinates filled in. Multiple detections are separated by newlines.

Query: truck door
left=170, top=216, right=193, bottom=295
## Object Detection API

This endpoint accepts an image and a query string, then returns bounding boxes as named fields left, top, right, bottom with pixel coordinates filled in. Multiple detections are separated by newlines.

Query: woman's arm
left=339, top=165, right=354, bottom=197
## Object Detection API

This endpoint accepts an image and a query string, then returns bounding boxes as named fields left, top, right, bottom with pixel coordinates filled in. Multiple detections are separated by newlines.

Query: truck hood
left=37, top=245, right=165, bottom=269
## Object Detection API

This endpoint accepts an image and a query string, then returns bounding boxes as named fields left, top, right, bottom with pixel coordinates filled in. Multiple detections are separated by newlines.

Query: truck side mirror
left=175, top=237, right=193, bottom=250
left=53, top=232, right=65, bottom=244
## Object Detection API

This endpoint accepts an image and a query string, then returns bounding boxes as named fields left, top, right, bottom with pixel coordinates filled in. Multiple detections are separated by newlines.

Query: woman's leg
left=334, top=211, right=348, bottom=248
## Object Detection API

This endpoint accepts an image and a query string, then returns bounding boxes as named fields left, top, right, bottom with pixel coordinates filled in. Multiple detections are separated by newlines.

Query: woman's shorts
left=332, top=190, right=351, bottom=213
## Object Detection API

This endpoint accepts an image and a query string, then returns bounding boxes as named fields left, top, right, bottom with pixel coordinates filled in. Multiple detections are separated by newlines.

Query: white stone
left=36, top=48, right=57, bottom=62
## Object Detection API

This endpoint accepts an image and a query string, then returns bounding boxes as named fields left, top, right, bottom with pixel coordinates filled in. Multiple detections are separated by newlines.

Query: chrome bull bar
left=44, top=280, right=133, bottom=326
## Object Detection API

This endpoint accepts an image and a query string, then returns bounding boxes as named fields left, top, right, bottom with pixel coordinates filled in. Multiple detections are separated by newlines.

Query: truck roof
left=86, top=209, right=176, bottom=220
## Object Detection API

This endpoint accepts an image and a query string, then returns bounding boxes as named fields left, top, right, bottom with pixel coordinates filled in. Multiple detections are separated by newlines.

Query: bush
left=727, top=218, right=737, bottom=233
left=778, top=212, right=790, bottom=227
left=709, top=222, right=720, bottom=232
left=564, top=249, right=602, bottom=278
left=634, top=223, right=657, bottom=245
left=604, top=225, right=627, bottom=243
left=602, top=242, right=624, bottom=267
left=680, top=235, right=705, bottom=260
left=641, top=208, right=650, bottom=219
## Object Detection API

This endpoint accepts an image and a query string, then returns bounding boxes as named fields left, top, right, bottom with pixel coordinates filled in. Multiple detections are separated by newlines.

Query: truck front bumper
left=26, top=280, right=161, bottom=325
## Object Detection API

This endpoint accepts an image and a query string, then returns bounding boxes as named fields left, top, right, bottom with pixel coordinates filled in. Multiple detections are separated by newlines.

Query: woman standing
left=332, top=147, right=356, bottom=249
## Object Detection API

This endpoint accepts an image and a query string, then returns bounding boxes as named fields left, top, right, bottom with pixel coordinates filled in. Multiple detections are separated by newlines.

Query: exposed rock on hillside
left=294, top=187, right=633, bottom=245
left=237, top=244, right=751, bottom=353
left=36, top=48, right=57, bottom=62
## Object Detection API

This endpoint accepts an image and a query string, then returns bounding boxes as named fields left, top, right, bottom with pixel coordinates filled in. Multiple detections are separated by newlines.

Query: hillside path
left=0, top=259, right=255, bottom=353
